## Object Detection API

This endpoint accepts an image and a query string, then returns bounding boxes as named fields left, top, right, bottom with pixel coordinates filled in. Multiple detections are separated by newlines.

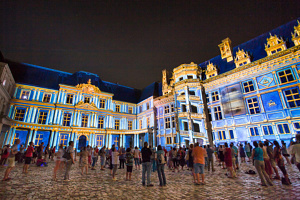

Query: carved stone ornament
left=292, top=20, right=300, bottom=46
left=264, top=34, right=287, bottom=56
left=76, top=79, right=101, bottom=94
left=205, top=62, right=218, bottom=79
left=234, top=48, right=251, bottom=68
left=218, top=38, right=233, bottom=62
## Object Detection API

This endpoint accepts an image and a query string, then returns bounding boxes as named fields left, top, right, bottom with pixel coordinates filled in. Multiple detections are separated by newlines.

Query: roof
left=199, top=17, right=300, bottom=79
left=139, top=82, right=161, bottom=102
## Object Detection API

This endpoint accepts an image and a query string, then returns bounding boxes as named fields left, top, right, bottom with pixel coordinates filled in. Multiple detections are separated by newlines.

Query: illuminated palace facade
left=1, top=18, right=300, bottom=150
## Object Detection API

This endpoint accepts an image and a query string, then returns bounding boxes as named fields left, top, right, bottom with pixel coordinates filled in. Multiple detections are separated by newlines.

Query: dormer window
left=84, top=96, right=90, bottom=103
left=21, top=90, right=30, bottom=100
left=205, top=62, right=218, bottom=79
left=234, top=49, right=251, bottom=68
left=265, top=34, right=286, bottom=56
left=179, top=77, right=184, bottom=81
left=292, top=21, right=300, bottom=46
left=187, top=75, right=193, bottom=79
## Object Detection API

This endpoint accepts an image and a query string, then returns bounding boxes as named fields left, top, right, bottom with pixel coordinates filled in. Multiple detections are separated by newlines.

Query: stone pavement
left=0, top=159, right=299, bottom=200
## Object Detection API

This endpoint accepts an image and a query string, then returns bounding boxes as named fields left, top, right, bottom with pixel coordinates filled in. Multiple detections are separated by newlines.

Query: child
left=36, top=156, right=47, bottom=167
left=125, top=148, right=134, bottom=181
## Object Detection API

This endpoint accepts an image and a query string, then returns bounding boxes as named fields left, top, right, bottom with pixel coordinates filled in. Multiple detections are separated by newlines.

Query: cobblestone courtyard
left=0, top=160, right=299, bottom=200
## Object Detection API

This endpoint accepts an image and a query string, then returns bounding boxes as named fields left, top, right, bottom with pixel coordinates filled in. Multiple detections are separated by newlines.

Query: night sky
left=1, top=0, right=300, bottom=89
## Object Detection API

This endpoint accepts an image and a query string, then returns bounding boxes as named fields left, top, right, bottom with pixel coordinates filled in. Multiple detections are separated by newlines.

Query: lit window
left=243, top=80, right=255, bottom=93
left=212, top=91, right=219, bottom=102
left=21, top=90, right=30, bottom=100
left=293, top=122, right=300, bottom=134
left=128, top=121, right=132, bottom=130
left=35, top=133, right=43, bottom=146
left=277, top=124, right=290, bottom=134
left=166, top=137, right=172, bottom=144
left=284, top=88, right=300, bottom=108
left=63, top=113, right=71, bottom=126
left=38, top=111, right=48, bottom=124
left=229, top=130, right=234, bottom=139
left=14, top=108, right=26, bottom=121
left=165, top=118, right=170, bottom=129
left=173, top=136, right=176, bottom=143
left=218, top=131, right=226, bottom=140
left=247, top=97, right=260, bottom=114
left=263, top=125, right=273, bottom=135
left=116, top=105, right=120, bottom=112
left=206, top=93, right=210, bottom=103
left=60, top=134, right=68, bottom=146
left=100, top=99, right=105, bottom=109
left=81, top=114, right=88, bottom=127
left=214, top=106, right=222, bottom=120
left=98, top=117, right=104, bottom=129
left=128, top=107, right=133, bottom=114
left=66, top=94, right=74, bottom=104
left=95, top=135, right=103, bottom=146
left=172, top=116, right=175, bottom=127
left=250, top=127, right=259, bottom=136
left=183, top=121, right=188, bottom=131
left=164, top=105, right=170, bottom=114
left=115, top=119, right=120, bottom=130
left=277, top=69, right=294, bottom=84
left=147, top=103, right=150, bottom=110
left=171, top=104, right=175, bottom=112
left=84, top=96, right=90, bottom=103
left=43, top=93, right=51, bottom=103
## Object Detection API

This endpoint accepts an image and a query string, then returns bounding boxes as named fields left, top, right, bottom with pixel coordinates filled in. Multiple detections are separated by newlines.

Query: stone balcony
left=180, top=130, right=189, bottom=136
left=177, top=95, right=185, bottom=101
left=194, top=132, right=205, bottom=137
left=178, top=112, right=188, bottom=118
left=189, top=95, right=200, bottom=101
left=178, top=112, right=203, bottom=119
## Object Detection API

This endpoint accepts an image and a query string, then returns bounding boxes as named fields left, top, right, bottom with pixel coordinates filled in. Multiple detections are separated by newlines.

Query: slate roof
left=199, top=17, right=300, bottom=79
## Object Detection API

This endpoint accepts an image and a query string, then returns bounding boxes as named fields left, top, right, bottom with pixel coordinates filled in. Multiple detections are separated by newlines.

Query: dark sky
left=1, top=0, right=300, bottom=89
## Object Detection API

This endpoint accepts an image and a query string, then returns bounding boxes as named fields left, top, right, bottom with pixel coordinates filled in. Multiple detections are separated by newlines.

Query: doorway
left=78, top=135, right=87, bottom=150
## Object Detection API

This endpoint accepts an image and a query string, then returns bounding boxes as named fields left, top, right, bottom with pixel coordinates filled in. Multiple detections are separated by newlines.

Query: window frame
left=277, top=68, right=295, bottom=84
left=98, top=116, right=104, bottom=129
left=128, top=107, right=133, bottom=114
left=81, top=114, right=88, bottom=127
left=165, top=117, right=170, bottom=129
left=246, top=97, right=261, bottom=115
left=116, top=105, right=120, bottom=112
left=214, top=106, right=222, bottom=120
left=99, top=99, right=106, bottom=109
left=229, top=130, right=234, bottom=139
left=115, top=119, right=120, bottom=130
left=128, top=121, right=132, bottom=130
left=242, top=80, right=255, bottom=93
left=249, top=127, right=260, bottom=136
left=262, top=125, right=274, bottom=135
left=43, top=93, right=51, bottom=103
left=63, top=113, right=71, bottom=126
left=38, top=111, right=48, bottom=124
left=277, top=123, right=290, bottom=134
left=20, top=90, right=30, bottom=100
left=66, top=94, right=74, bottom=104
left=283, top=87, right=300, bottom=108
left=14, top=107, right=26, bottom=121
left=211, top=91, right=219, bottom=102
left=84, top=96, right=91, bottom=104
left=218, top=131, right=226, bottom=140
left=164, top=105, right=170, bottom=114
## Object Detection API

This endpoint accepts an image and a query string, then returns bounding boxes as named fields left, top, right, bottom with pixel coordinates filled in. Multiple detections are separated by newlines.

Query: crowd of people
left=0, top=134, right=299, bottom=187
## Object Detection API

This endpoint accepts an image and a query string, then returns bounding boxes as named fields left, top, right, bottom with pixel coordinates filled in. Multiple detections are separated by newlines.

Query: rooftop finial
left=88, top=79, right=91, bottom=84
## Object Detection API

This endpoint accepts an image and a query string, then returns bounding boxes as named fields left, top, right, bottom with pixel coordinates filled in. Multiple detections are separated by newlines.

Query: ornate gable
left=264, top=34, right=287, bottom=56
left=234, top=48, right=251, bottom=68
left=75, top=101, right=99, bottom=111
left=292, top=20, right=300, bottom=46
left=205, top=62, right=218, bottom=79
left=76, top=79, right=101, bottom=94
left=218, top=38, right=233, bottom=62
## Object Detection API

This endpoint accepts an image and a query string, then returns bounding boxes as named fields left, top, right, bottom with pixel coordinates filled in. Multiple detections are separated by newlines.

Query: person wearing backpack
left=156, top=145, right=166, bottom=186
left=125, top=147, right=134, bottom=181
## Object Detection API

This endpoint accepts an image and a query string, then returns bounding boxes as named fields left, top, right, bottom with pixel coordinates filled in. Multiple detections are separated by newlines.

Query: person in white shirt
left=291, top=134, right=300, bottom=172
left=133, top=146, right=140, bottom=170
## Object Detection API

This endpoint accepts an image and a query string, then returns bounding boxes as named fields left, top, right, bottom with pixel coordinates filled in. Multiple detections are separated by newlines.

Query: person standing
left=156, top=145, right=166, bottom=186
left=192, top=142, right=207, bottom=185
left=141, top=142, right=153, bottom=186
left=53, top=144, right=64, bottom=180
left=281, top=141, right=291, bottom=165
left=23, top=142, right=34, bottom=174
left=3, top=139, right=20, bottom=181
left=251, top=141, right=273, bottom=186
left=64, top=141, right=75, bottom=181
left=134, top=146, right=140, bottom=170
left=291, top=134, right=300, bottom=172
left=239, top=144, right=246, bottom=163
left=206, top=145, right=215, bottom=172
left=119, top=146, right=126, bottom=169
left=224, top=143, right=236, bottom=178
left=273, top=141, right=291, bottom=185
left=265, top=140, right=280, bottom=179
left=245, top=142, right=251, bottom=162
left=188, top=144, right=196, bottom=183
left=125, top=147, right=134, bottom=181
left=260, top=142, right=273, bottom=179
left=91, top=148, right=97, bottom=170
left=99, top=146, right=106, bottom=170
left=231, top=143, right=239, bottom=170
left=79, top=146, right=89, bottom=175
left=111, top=146, right=120, bottom=181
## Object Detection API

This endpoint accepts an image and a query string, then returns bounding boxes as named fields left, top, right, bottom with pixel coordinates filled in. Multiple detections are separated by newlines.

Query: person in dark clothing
left=141, top=142, right=153, bottom=187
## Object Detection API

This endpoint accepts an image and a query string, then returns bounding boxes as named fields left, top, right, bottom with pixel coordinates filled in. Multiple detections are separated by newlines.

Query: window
left=214, top=106, right=222, bottom=120
left=140, top=106, right=143, bottom=113
left=212, top=91, right=219, bottom=102
left=128, top=107, right=133, bottom=114
left=139, top=120, right=142, bottom=129
left=206, top=93, right=210, bottom=103
left=229, top=130, right=234, bottom=139
left=115, top=119, right=120, bottom=130
left=100, top=99, right=105, bottom=109
left=171, top=116, right=175, bottom=127
left=21, top=90, right=30, bottom=100
left=218, top=131, right=226, bottom=140
left=284, top=88, right=300, bottom=108
left=37, top=111, right=48, bottom=124
left=95, top=135, right=103, bottom=147
left=165, top=118, right=170, bottom=129
left=147, top=103, right=150, bottom=110
left=277, top=124, right=290, bottom=134
left=263, top=125, right=274, bottom=135
left=66, top=94, right=74, bottom=104
left=189, top=90, right=195, bottom=95
left=116, top=105, right=120, bottom=112
left=171, top=104, right=175, bottom=112
left=208, top=108, right=212, bottom=121
left=43, top=93, right=51, bottom=103
left=164, top=105, right=170, bottom=114
left=183, top=121, right=188, bottom=131
left=81, top=114, right=88, bottom=127
left=193, top=123, right=200, bottom=132
left=247, top=97, right=260, bottom=114
left=84, top=96, right=90, bottom=103
left=60, top=134, right=68, bottom=146
left=250, top=127, right=259, bottom=136
left=63, top=113, right=71, bottom=126
left=187, top=75, right=193, bottom=79
left=14, top=108, right=26, bottom=121
left=147, top=117, right=150, bottom=127
left=128, top=121, right=132, bottom=130
left=35, top=133, right=43, bottom=146
left=179, top=77, right=183, bottom=81
left=243, top=80, right=255, bottom=93
left=191, top=105, right=197, bottom=113
left=166, top=137, right=172, bottom=144
left=182, top=105, right=187, bottom=112
left=271, top=48, right=282, bottom=55
left=98, top=117, right=104, bottom=129
left=293, top=122, right=300, bottom=134
left=173, top=136, right=176, bottom=143
left=278, top=69, right=294, bottom=84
